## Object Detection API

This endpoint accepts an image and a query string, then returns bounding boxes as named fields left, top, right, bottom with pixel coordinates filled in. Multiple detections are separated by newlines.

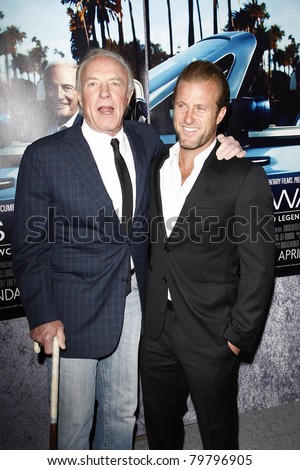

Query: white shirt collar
left=64, top=111, right=79, bottom=128
left=167, top=139, right=217, bottom=171
left=81, top=119, right=125, bottom=148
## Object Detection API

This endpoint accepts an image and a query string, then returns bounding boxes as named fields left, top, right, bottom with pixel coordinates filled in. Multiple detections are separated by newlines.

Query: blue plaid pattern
left=11, top=121, right=165, bottom=358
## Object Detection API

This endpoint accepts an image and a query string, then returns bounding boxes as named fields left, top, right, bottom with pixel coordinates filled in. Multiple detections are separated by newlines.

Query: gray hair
left=44, top=60, right=78, bottom=82
left=76, top=48, right=135, bottom=95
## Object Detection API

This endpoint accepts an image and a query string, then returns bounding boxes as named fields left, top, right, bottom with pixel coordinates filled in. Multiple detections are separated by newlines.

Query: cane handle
left=34, top=341, right=41, bottom=354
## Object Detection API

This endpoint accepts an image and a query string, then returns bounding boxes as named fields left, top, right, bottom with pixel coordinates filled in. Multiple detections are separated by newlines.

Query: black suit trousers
left=140, top=305, right=240, bottom=450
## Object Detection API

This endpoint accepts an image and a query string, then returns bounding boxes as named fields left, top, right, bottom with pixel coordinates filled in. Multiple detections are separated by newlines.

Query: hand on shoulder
left=216, top=134, right=246, bottom=160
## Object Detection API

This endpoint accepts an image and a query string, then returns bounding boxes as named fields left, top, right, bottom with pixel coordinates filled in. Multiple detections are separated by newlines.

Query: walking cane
left=34, top=337, right=60, bottom=450
left=49, top=336, right=60, bottom=450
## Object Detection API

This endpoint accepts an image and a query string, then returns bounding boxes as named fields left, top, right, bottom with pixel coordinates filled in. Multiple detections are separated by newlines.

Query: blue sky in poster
left=1, top=1, right=299, bottom=63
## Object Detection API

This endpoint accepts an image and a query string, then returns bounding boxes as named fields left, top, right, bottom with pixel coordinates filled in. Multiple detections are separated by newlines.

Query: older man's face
left=78, top=56, right=133, bottom=136
left=45, top=64, right=78, bottom=124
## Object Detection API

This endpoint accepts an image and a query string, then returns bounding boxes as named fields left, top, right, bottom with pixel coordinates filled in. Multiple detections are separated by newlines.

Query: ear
left=127, top=90, right=134, bottom=106
left=216, top=106, right=227, bottom=126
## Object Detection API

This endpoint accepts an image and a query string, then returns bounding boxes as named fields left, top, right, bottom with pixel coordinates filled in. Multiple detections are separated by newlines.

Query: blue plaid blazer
left=11, top=121, right=165, bottom=358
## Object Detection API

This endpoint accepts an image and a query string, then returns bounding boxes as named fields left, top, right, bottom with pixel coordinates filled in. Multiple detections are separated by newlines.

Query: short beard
left=177, top=133, right=206, bottom=151
left=176, top=128, right=216, bottom=152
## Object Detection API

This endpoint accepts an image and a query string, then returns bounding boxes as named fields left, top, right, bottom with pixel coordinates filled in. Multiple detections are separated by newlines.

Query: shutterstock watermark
left=149, top=206, right=274, bottom=245
left=25, top=206, right=274, bottom=245
left=25, top=207, right=149, bottom=244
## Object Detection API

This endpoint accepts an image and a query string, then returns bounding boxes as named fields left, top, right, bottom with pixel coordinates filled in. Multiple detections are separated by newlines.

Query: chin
left=179, top=139, right=201, bottom=150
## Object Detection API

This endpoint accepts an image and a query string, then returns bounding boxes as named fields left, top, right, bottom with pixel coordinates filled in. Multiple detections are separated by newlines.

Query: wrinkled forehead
left=45, top=65, right=77, bottom=85
left=82, top=56, right=128, bottom=81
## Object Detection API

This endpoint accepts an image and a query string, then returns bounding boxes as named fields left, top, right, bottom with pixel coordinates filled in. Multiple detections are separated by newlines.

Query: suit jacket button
left=164, top=245, right=171, bottom=253
left=162, top=276, right=167, bottom=282
left=122, top=277, right=128, bottom=283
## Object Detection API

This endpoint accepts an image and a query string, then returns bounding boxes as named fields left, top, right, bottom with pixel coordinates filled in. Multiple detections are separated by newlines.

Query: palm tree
left=273, top=48, right=286, bottom=71
left=188, top=0, right=194, bottom=46
left=213, top=0, right=218, bottom=35
left=242, top=1, right=269, bottom=33
left=127, top=0, right=140, bottom=79
left=62, top=0, right=144, bottom=80
left=231, top=8, right=250, bottom=32
left=284, top=36, right=300, bottom=73
left=97, top=0, right=110, bottom=48
left=110, top=0, right=124, bottom=51
left=144, top=0, right=151, bottom=69
left=28, top=37, right=49, bottom=84
left=227, top=0, right=234, bottom=31
left=62, top=1, right=126, bottom=59
left=195, top=0, right=203, bottom=40
left=267, top=24, right=285, bottom=74
left=11, top=53, right=28, bottom=79
left=166, top=0, right=173, bottom=56
left=231, top=1, right=269, bottom=34
left=0, top=25, right=26, bottom=82
left=66, top=5, right=89, bottom=61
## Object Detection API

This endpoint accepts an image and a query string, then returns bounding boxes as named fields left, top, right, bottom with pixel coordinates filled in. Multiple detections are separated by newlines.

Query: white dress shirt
left=81, top=120, right=136, bottom=221
left=160, top=139, right=216, bottom=300
left=160, top=139, right=216, bottom=237
left=48, top=111, right=80, bottom=134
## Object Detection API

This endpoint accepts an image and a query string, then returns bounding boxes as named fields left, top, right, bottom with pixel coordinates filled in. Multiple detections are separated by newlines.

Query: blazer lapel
left=125, top=126, right=150, bottom=218
left=61, top=127, right=116, bottom=213
left=153, top=151, right=170, bottom=241
left=168, top=142, right=223, bottom=242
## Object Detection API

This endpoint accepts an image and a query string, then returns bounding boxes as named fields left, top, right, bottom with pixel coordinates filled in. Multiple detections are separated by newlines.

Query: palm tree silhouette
left=27, top=37, right=48, bottom=84
left=188, top=0, right=194, bottom=46
left=195, top=0, right=203, bottom=40
left=62, top=0, right=124, bottom=61
left=144, top=0, right=151, bottom=69
left=213, top=0, right=218, bottom=35
left=227, top=0, right=234, bottom=31
left=267, top=24, right=285, bottom=75
left=0, top=25, right=26, bottom=83
left=166, top=0, right=173, bottom=56
left=127, top=0, right=139, bottom=78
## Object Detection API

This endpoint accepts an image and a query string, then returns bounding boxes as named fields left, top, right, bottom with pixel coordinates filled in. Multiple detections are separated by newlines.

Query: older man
left=43, top=60, right=81, bottom=133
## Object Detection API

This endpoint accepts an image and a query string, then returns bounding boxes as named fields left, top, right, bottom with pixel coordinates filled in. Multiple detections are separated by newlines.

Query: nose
left=57, top=85, right=65, bottom=100
left=98, top=83, right=110, bottom=98
left=183, top=107, right=195, bottom=124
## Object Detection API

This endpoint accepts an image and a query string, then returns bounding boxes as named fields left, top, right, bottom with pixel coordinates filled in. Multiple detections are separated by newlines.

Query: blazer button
left=122, top=277, right=128, bottom=283
left=162, top=276, right=167, bottom=282
left=164, top=245, right=171, bottom=253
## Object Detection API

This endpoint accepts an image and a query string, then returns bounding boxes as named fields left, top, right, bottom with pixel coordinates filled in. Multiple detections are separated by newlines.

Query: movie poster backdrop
left=0, top=1, right=299, bottom=320
left=0, top=0, right=146, bottom=320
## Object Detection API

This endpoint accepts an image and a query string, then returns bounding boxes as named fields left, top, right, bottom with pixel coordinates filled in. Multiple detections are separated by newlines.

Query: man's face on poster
left=44, top=64, right=78, bottom=125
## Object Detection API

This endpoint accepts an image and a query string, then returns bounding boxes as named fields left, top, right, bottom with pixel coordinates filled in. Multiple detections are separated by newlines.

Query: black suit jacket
left=11, top=121, right=165, bottom=358
left=144, top=142, right=275, bottom=352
